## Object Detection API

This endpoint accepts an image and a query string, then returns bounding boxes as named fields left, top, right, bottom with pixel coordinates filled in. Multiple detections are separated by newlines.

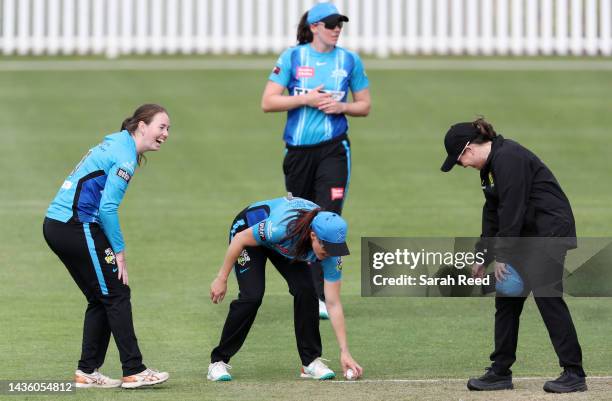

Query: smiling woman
left=42, top=104, right=170, bottom=390
left=120, top=104, right=170, bottom=163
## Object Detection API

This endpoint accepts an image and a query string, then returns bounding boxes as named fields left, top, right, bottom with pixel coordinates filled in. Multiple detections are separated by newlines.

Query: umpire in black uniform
left=440, top=118, right=586, bottom=393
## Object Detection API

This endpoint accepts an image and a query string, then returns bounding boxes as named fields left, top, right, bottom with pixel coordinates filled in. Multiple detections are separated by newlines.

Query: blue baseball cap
left=311, top=211, right=350, bottom=256
left=307, top=2, right=349, bottom=25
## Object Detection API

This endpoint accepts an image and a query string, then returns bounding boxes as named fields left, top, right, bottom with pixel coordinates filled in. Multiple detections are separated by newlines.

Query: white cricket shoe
left=300, top=358, right=336, bottom=380
left=207, top=361, right=232, bottom=382
left=121, top=368, right=169, bottom=389
left=74, top=369, right=122, bottom=388
left=319, top=299, right=329, bottom=320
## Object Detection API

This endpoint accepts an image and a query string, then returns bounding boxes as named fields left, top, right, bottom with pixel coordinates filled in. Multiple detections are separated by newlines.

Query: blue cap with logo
left=311, top=211, right=350, bottom=256
left=307, top=2, right=349, bottom=25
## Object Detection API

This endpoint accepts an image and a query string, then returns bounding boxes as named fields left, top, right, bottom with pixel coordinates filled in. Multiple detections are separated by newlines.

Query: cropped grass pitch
left=0, top=58, right=611, bottom=401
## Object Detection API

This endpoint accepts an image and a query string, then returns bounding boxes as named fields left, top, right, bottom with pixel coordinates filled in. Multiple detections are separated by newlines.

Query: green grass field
left=1, top=58, right=611, bottom=401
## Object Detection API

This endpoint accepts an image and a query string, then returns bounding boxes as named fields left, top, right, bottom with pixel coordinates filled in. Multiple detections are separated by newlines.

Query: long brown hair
left=120, top=103, right=168, bottom=165
left=296, top=11, right=313, bottom=44
left=284, top=208, right=321, bottom=259
left=470, top=117, right=497, bottom=144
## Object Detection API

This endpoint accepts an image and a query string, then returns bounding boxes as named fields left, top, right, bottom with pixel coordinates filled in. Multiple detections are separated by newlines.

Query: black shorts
left=283, top=134, right=350, bottom=214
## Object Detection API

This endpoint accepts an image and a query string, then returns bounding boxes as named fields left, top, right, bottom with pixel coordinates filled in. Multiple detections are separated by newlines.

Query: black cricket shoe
left=543, top=370, right=587, bottom=393
left=467, top=368, right=513, bottom=391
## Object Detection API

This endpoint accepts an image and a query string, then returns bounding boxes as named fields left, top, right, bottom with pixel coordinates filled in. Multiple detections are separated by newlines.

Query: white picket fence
left=1, top=0, right=611, bottom=57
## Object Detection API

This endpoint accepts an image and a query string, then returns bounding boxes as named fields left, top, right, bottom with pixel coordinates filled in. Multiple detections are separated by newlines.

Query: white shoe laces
left=211, top=361, right=232, bottom=374
left=310, top=358, right=331, bottom=371
left=138, top=368, right=164, bottom=381
left=80, top=369, right=113, bottom=384
left=93, top=371, right=111, bottom=384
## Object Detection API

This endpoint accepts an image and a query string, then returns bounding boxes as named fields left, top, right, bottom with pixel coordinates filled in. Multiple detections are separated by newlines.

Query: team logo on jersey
left=266, top=222, right=275, bottom=240
left=294, top=87, right=345, bottom=101
left=61, top=180, right=73, bottom=190
left=331, top=68, right=348, bottom=79
left=293, top=87, right=312, bottom=96
left=481, top=172, right=495, bottom=190
left=116, top=168, right=131, bottom=182
left=272, top=66, right=281, bottom=75
left=296, top=66, right=315, bottom=78
left=258, top=222, right=267, bottom=241
left=237, top=249, right=250, bottom=266
left=331, top=187, right=345, bottom=201
left=104, top=248, right=116, bottom=265
left=230, top=219, right=246, bottom=239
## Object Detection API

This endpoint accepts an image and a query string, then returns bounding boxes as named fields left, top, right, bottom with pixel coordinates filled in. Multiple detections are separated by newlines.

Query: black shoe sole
left=543, top=383, right=587, bottom=393
left=467, top=381, right=514, bottom=391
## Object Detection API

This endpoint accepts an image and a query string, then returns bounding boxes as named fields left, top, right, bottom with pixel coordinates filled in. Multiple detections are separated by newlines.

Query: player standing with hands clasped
left=261, top=2, right=370, bottom=320
left=43, top=104, right=170, bottom=389
left=440, top=118, right=586, bottom=394
left=208, top=195, right=363, bottom=382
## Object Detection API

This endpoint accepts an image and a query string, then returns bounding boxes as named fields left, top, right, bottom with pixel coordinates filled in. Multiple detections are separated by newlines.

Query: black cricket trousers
left=43, top=217, right=145, bottom=376
left=491, top=246, right=585, bottom=377
left=283, top=134, right=351, bottom=301
left=210, top=207, right=321, bottom=366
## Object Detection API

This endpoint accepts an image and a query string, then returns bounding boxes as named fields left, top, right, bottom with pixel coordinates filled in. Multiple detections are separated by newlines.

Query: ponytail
left=120, top=103, right=167, bottom=134
left=471, top=117, right=497, bottom=144
left=120, top=117, right=134, bottom=132
left=284, top=208, right=321, bottom=259
left=296, top=11, right=313, bottom=44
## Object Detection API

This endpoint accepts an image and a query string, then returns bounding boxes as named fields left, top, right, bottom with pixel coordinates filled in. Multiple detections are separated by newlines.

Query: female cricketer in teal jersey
left=43, top=104, right=170, bottom=389
left=261, top=2, right=371, bottom=318
left=207, top=195, right=363, bottom=382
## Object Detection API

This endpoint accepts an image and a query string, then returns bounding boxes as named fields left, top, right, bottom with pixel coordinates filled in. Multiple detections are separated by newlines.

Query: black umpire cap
left=440, top=122, right=480, bottom=172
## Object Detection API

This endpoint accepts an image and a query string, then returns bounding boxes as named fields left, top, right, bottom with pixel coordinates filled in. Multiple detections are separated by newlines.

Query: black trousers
left=43, top=218, right=145, bottom=376
left=490, top=247, right=585, bottom=376
left=283, top=134, right=351, bottom=301
left=210, top=210, right=321, bottom=366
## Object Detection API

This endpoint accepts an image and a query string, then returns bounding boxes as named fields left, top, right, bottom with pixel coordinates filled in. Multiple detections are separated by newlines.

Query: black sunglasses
left=320, top=20, right=344, bottom=30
